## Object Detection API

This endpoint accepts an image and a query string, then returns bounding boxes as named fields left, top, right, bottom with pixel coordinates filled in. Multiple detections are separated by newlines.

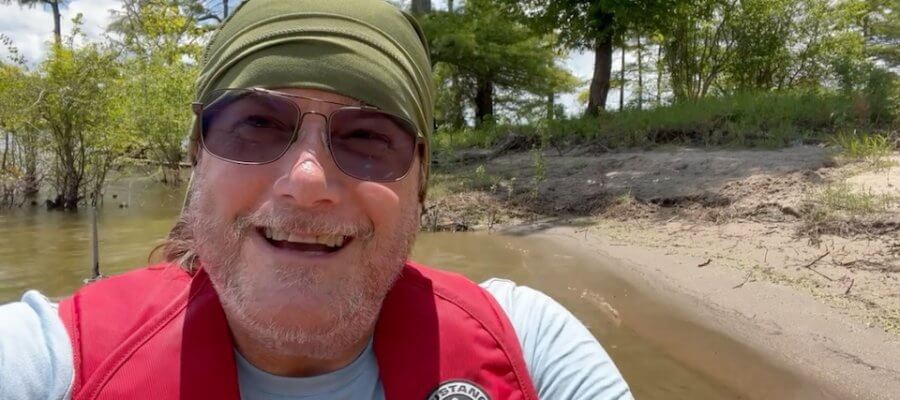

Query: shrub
left=431, top=90, right=896, bottom=155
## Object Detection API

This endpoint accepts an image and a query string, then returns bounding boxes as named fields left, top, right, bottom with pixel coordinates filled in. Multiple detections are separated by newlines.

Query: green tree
left=0, top=35, right=42, bottom=201
left=660, top=0, right=738, bottom=101
left=108, top=0, right=206, bottom=62
left=110, top=0, right=203, bottom=184
left=421, top=0, right=576, bottom=126
left=860, top=0, right=899, bottom=68
left=121, top=59, right=196, bottom=184
left=35, top=18, right=129, bottom=209
left=496, top=0, right=679, bottom=115
left=726, top=0, right=795, bottom=91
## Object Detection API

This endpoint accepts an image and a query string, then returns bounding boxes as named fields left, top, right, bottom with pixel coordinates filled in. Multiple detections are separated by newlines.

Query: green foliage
left=726, top=0, right=796, bottom=91
left=829, top=131, right=892, bottom=161
left=108, top=0, right=206, bottom=62
left=817, top=183, right=896, bottom=214
left=112, top=0, right=203, bottom=184
left=496, top=0, right=679, bottom=49
left=495, top=0, right=680, bottom=114
left=421, top=0, right=577, bottom=125
left=36, top=23, right=131, bottom=208
left=861, top=0, right=900, bottom=68
left=120, top=58, right=196, bottom=183
left=659, top=0, right=875, bottom=101
left=433, top=90, right=891, bottom=155
left=0, top=39, right=44, bottom=203
left=860, top=67, right=899, bottom=125
left=592, top=91, right=859, bottom=148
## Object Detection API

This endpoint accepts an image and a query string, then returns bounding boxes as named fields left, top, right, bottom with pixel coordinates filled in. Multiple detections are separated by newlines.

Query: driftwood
left=801, top=251, right=834, bottom=281
left=437, top=134, right=538, bottom=166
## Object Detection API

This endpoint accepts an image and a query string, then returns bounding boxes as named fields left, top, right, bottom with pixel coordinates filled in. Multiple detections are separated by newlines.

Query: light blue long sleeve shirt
left=0, top=279, right=632, bottom=400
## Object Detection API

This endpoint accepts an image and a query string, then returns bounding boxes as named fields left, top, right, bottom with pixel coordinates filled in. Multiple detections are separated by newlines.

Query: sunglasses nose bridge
left=284, top=111, right=335, bottom=168
left=296, top=111, right=330, bottom=144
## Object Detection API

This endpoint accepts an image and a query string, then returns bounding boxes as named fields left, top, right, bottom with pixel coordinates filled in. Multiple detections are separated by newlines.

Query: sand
left=428, top=146, right=900, bottom=399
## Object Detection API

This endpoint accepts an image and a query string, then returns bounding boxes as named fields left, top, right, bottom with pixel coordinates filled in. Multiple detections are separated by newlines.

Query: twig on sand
left=697, top=259, right=712, bottom=267
left=733, top=271, right=753, bottom=289
left=844, top=278, right=855, bottom=295
left=800, top=251, right=833, bottom=281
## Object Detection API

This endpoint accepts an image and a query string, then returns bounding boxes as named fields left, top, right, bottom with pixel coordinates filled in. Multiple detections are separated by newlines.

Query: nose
left=272, top=113, right=342, bottom=208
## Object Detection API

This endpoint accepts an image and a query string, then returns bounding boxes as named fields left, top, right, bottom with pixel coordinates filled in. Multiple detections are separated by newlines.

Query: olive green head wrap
left=190, top=0, right=435, bottom=199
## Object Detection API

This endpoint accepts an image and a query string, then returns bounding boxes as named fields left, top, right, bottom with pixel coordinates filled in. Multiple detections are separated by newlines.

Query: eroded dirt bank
left=424, top=145, right=900, bottom=399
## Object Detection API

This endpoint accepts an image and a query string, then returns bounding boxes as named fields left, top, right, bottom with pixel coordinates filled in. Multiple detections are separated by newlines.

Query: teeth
left=263, top=228, right=345, bottom=248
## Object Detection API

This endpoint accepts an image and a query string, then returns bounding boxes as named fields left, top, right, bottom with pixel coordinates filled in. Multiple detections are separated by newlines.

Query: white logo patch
left=425, top=380, right=491, bottom=400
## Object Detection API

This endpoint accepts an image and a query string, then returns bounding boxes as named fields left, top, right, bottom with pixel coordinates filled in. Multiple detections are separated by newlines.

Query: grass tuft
left=800, top=183, right=898, bottom=236
left=828, top=131, right=892, bottom=165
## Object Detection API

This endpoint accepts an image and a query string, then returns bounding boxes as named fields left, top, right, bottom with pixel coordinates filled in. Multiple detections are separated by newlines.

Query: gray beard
left=183, top=171, right=420, bottom=360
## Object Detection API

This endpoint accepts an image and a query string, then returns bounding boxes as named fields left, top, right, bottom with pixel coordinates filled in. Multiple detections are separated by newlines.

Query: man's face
left=185, top=88, right=422, bottom=358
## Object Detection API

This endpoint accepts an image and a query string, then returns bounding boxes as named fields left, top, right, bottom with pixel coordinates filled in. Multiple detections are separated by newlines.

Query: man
left=0, top=1, right=632, bottom=399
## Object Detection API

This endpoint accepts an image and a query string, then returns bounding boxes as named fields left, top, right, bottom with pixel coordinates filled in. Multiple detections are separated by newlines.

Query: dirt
left=425, top=145, right=900, bottom=398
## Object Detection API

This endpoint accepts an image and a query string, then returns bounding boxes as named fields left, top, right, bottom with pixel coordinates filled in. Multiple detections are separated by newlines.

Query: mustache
left=236, top=203, right=375, bottom=240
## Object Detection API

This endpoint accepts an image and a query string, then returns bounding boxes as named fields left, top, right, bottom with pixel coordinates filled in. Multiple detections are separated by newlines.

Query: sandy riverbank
left=426, top=145, right=900, bottom=399
left=518, top=223, right=900, bottom=399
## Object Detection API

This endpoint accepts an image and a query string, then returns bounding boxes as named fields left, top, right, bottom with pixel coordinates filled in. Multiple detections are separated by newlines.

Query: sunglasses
left=192, top=88, right=424, bottom=182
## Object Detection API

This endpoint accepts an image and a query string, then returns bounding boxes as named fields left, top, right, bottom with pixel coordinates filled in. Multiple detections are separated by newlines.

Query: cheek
left=353, top=158, right=422, bottom=228
left=354, top=182, right=403, bottom=229
left=199, top=160, right=274, bottom=217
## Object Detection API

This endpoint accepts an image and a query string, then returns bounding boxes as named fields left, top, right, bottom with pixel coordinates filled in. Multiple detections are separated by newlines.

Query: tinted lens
left=329, top=109, right=418, bottom=181
left=200, top=89, right=299, bottom=163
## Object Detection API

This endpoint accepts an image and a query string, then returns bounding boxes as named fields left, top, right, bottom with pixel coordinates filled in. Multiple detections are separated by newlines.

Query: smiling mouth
left=256, top=227, right=353, bottom=254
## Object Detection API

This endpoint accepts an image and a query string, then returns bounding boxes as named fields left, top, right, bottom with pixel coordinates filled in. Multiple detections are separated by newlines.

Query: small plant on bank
left=529, top=145, right=547, bottom=200
left=800, top=183, right=898, bottom=236
left=471, top=164, right=493, bottom=189
left=828, top=131, right=892, bottom=166
left=818, top=184, right=896, bottom=214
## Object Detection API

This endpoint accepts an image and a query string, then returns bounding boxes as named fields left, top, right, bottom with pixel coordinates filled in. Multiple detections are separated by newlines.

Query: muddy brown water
left=0, top=176, right=834, bottom=399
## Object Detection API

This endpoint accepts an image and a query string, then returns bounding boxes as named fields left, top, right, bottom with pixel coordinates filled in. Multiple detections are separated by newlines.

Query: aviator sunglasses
left=192, top=88, right=424, bottom=182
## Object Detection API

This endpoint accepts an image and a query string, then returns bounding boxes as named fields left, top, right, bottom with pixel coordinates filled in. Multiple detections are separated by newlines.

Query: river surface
left=0, top=175, right=831, bottom=399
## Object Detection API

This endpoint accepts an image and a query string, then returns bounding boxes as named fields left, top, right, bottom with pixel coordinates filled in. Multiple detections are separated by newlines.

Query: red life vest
left=58, top=262, right=538, bottom=400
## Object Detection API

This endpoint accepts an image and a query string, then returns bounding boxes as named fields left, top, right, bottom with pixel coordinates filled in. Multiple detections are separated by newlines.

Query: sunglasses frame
left=192, top=87, right=425, bottom=183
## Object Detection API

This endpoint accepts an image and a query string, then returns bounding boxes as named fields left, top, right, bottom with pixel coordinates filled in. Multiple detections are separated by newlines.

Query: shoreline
left=506, top=221, right=900, bottom=399
left=426, top=145, right=899, bottom=399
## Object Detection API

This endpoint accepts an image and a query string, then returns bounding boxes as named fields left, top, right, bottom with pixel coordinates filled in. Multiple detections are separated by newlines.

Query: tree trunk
left=637, top=35, right=643, bottom=110
left=62, top=173, right=80, bottom=210
left=656, top=44, right=663, bottom=106
left=223, top=0, right=229, bottom=18
left=450, top=72, right=465, bottom=129
left=587, top=36, right=613, bottom=116
left=546, top=93, right=555, bottom=120
left=619, top=44, right=625, bottom=111
left=411, top=0, right=431, bottom=15
left=20, top=142, right=38, bottom=198
left=447, top=0, right=454, bottom=13
left=474, top=78, right=494, bottom=127
left=50, top=0, right=62, bottom=46
left=1, top=132, right=8, bottom=171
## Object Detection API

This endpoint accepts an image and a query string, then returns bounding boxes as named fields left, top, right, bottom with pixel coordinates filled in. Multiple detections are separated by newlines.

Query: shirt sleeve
left=0, top=290, right=73, bottom=400
left=480, top=279, right=633, bottom=400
